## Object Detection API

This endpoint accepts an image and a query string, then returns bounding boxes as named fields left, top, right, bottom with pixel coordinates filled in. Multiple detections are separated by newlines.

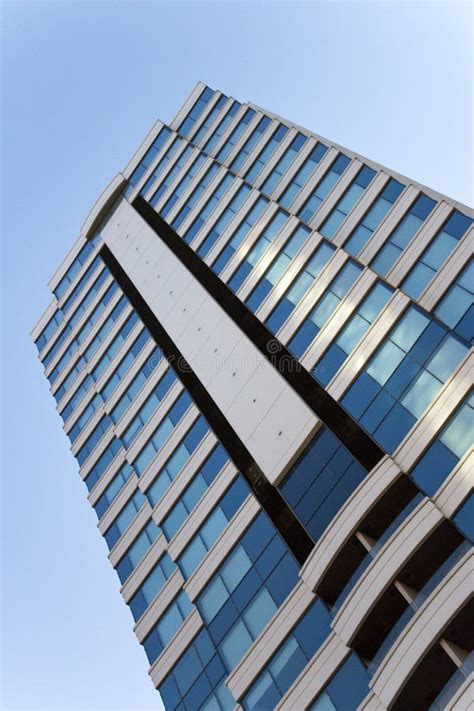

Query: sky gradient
left=1, top=1, right=472, bottom=710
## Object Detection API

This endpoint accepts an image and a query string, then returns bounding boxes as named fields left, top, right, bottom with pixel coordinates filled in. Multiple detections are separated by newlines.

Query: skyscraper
left=32, top=82, right=473, bottom=710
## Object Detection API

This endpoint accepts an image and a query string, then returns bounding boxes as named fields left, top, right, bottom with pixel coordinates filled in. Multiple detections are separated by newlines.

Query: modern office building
left=32, top=82, right=473, bottom=710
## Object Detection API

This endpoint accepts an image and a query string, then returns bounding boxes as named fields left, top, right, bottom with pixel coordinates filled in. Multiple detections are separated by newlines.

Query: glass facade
left=34, top=83, right=472, bottom=711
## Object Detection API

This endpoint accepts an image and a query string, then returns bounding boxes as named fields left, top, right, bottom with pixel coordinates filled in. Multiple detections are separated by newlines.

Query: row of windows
left=116, top=519, right=161, bottom=584
left=76, top=414, right=113, bottom=467
left=192, top=95, right=228, bottom=147
left=279, top=142, right=328, bottom=209
left=178, top=86, right=215, bottom=138
left=171, top=163, right=221, bottom=231
left=287, top=259, right=363, bottom=358
left=298, top=154, right=350, bottom=224
left=60, top=313, right=143, bottom=420
left=145, top=416, right=210, bottom=507
left=227, top=210, right=294, bottom=293
left=245, top=125, right=288, bottom=184
left=279, top=426, right=366, bottom=542
left=161, top=443, right=230, bottom=541
left=85, top=437, right=123, bottom=492
left=68, top=393, right=103, bottom=444
left=125, top=128, right=171, bottom=196
left=129, top=551, right=176, bottom=622
left=203, top=101, right=241, bottom=154
left=434, top=259, right=473, bottom=344
left=48, top=282, right=119, bottom=384
left=109, top=347, right=164, bottom=425
left=183, top=173, right=235, bottom=245
left=139, top=137, right=184, bottom=198
left=319, top=165, right=376, bottom=239
left=230, top=116, right=272, bottom=173
left=105, top=489, right=147, bottom=550
left=53, top=236, right=99, bottom=300
left=197, top=183, right=252, bottom=258
left=260, top=133, right=307, bottom=196
left=177, top=478, right=249, bottom=579
left=94, top=461, right=135, bottom=519
left=242, top=598, right=332, bottom=710
left=149, top=145, right=195, bottom=207
left=42, top=266, right=109, bottom=368
left=216, top=108, right=256, bottom=162
left=160, top=154, right=207, bottom=220
left=211, top=196, right=270, bottom=275
left=143, top=591, right=194, bottom=664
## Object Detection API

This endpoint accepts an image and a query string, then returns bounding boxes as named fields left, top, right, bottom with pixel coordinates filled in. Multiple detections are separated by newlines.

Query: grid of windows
left=183, top=173, right=235, bottom=244
left=171, top=163, right=221, bottom=231
left=139, top=138, right=184, bottom=197
left=203, top=101, right=240, bottom=154
left=230, top=116, right=272, bottom=172
left=116, top=519, right=161, bottom=584
left=105, top=489, right=147, bottom=550
left=298, top=154, right=350, bottom=224
left=216, top=108, right=256, bottom=162
left=160, top=154, right=207, bottom=219
left=129, top=552, right=176, bottom=622
left=245, top=125, right=288, bottom=183
left=149, top=145, right=194, bottom=207
left=319, top=165, right=376, bottom=239
left=53, top=238, right=99, bottom=300
left=192, top=95, right=228, bottom=146
left=341, top=305, right=468, bottom=453
left=125, top=128, right=171, bottom=196
left=178, top=86, right=214, bottom=137
left=279, top=142, right=328, bottom=209
left=370, top=194, right=437, bottom=276
left=260, top=133, right=307, bottom=196
left=211, top=196, right=270, bottom=274
left=196, top=184, right=252, bottom=258
left=434, top=260, right=473, bottom=344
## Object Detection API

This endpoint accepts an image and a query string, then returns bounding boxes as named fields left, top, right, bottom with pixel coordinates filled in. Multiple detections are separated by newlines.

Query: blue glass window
left=279, top=426, right=366, bottom=542
left=162, top=444, right=230, bottom=540
left=211, top=196, right=270, bottom=275
left=453, top=494, right=474, bottom=544
left=171, top=163, right=220, bottom=230
left=400, top=211, right=472, bottom=300
left=178, top=86, right=214, bottom=136
left=230, top=116, right=272, bottom=172
left=308, top=653, right=370, bottom=711
left=129, top=552, right=176, bottom=622
left=203, top=101, right=240, bottom=153
left=109, top=349, right=165, bottom=425
left=242, top=599, right=332, bottom=710
left=216, top=108, right=256, bottom=162
left=99, top=337, right=157, bottom=406
left=116, top=519, right=161, bottom=584
left=341, top=305, right=468, bottom=453
left=245, top=125, right=289, bottom=183
left=260, top=133, right=307, bottom=196
left=119, top=370, right=178, bottom=447
left=344, top=178, right=405, bottom=256
left=287, top=260, right=363, bottom=358
left=227, top=210, right=292, bottom=293
left=132, top=390, right=193, bottom=472
left=298, top=154, right=350, bottom=224
left=61, top=255, right=104, bottom=315
left=312, top=281, right=393, bottom=386
left=143, top=591, right=193, bottom=664
left=319, top=166, right=377, bottom=239
left=160, top=154, right=207, bottom=219
left=197, top=184, right=252, bottom=258
left=183, top=173, right=235, bottom=245
left=149, top=145, right=194, bottom=207
left=177, top=478, right=249, bottom=578
left=279, top=143, right=328, bottom=209
left=245, top=225, right=311, bottom=314
left=139, top=137, right=183, bottom=197
left=145, top=416, right=210, bottom=505
left=370, top=194, right=437, bottom=276
left=91, top=312, right=143, bottom=387
left=125, top=128, right=171, bottom=195
left=264, top=241, right=336, bottom=334
left=104, top=489, right=147, bottom=550
left=84, top=437, right=123, bottom=492
left=410, top=392, right=473, bottom=496
left=76, top=415, right=113, bottom=467
left=192, top=95, right=228, bottom=145
left=68, top=393, right=103, bottom=443
left=94, top=461, right=135, bottom=519
left=54, top=239, right=98, bottom=300
left=434, top=260, right=473, bottom=344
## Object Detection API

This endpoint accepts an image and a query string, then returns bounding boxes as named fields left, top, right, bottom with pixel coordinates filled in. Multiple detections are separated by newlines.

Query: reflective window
left=312, top=281, right=393, bottom=386
left=192, top=95, right=228, bottom=145
left=94, top=461, right=135, bottom=519
left=211, top=196, right=270, bottom=274
left=203, top=101, right=240, bottom=153
left=308, top=653, right=370, bottom=711
left=279, top=426, right=366, bottom=541
left=160, top=154, right=207, bottom=219
left=99, top=335, right=156, bottom=404
left=84, top=437, right=123, bottom=492
left=104, top=489, right=147, bottom=550
left=216, top=108, right=256, bottom=161
left=149, top=145, right=194, bottom=207
left=344, top=178, right=405, bottom=256
left=370, top=194, right=437, bottom=276
left=279, top=142, right=328, bottom=209
left=145, top=416, right=210, bottom=505
left=196, top=184, right=252, bottom=258
left=54, top=239, right=99, bottom=300
left=162, top=444, right=230, bottom=541
left=119, top=370, right=178, bottom=447
left=260, top=133, right=307, bottom=196
left=178, top=478, right=249, bottom=578
left=434, top=260, right=473, bottom=344
left=242, top=599, right=332, bottom=710
left=319, top=165, right=377, bottom=239
left=410, top=392, right=473, bottom=496
left=132, top=390, right=193, bottom=472
left=298, top=154, right=350, bottom=224
left=68, top=393, right=103, bottom=443
left=227, top=210, right=292, bottom=293
left=76, top=414, right=113, bottom=467
left=129, top=552, right=176, bottom=622
left=264, top=241, right=336, bottom=334
left=341, top=305, right=468, bottom=453
left=178, top=86, right=214, bottom=136
left=139, top=137, right=183, bottom=197
left=230, top=116, right=272, bottom=172
left=171, top=162, right=220, bottom=231
left=453, top=494, right=474, bottom=544
left=125, top=127, right=171, bottom=195
left=287, top=260, right=363, bottom=358
left=245, top=125, right=289, bottom=183
left=401, top=211, right=472, bottom=299
left=143, top=590, right=194, bottom=663
left=116, top=519, right=161, bottom=584
left=108, top=347, right=164, bottom=424
left=245, top=225, right=310, bottom=313
left=183, top=173, right=235, bottom=244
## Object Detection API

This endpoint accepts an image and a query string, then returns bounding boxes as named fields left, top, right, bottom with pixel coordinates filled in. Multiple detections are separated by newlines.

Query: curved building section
left=32, top=82, right=473, bottom=710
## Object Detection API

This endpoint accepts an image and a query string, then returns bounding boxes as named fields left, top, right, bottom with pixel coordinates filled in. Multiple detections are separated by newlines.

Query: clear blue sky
left=1, top=2, right=472, bottom=709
